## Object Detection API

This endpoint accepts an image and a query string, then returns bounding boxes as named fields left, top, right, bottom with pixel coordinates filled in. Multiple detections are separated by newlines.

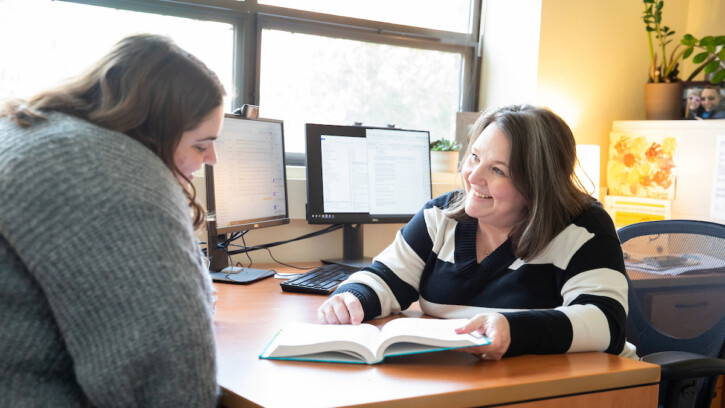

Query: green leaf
left=706, top=45, right=717, bottom=53
left=683, top=47, right=694, bottom=59
left=681, top=35, right=698, bottom=47
left=715, top=36, right=725, bottom=46
left=712, top=69, right=725, bottom=84
left=718, top=48, right=725, bottom=60
left=701, top=36, right=714, bottom=46
left=693, top=51, right=710, bottom=64
left=705, top=60, right=720, bottom=74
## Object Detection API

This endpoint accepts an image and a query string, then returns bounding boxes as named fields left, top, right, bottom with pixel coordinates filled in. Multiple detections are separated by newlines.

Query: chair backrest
left=617, top=220, right=725, bottom=360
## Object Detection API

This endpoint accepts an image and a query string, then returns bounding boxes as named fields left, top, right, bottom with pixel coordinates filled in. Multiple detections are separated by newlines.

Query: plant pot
left=644, top=82, right=682, bottom=120
left=430, top=150, right=460, bottom=173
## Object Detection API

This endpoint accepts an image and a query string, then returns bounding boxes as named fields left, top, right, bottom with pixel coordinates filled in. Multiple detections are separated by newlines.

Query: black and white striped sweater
left=333, top=191, right=638, bottom=358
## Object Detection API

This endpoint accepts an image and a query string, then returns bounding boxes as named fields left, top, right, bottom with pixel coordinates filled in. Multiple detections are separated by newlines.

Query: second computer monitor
left=305, top=123, right=432, bottom=267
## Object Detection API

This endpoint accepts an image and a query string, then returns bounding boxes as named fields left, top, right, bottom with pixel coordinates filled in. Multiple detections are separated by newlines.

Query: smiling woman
left=316, top=105, right=637, bottom=364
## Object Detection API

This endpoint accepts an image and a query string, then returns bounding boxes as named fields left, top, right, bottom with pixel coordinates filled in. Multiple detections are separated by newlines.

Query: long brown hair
left=446, top=105, right=594, bottom=260
left=0, top=34, right=225, bottom=229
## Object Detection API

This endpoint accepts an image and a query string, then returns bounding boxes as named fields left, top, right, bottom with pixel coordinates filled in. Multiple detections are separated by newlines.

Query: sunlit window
left=260, top=30, right=462, bottom=154
left=1, top=0, right=479, bottom=163
left=0, top=0, right=234, bottom=109
left=260, top=0, right=473, bottom=33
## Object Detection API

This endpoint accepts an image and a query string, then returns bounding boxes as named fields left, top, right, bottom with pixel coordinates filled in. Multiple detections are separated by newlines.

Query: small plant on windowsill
left=430, top=139, right=461, bottom=173
left=429, top=139, right=461, bottom=152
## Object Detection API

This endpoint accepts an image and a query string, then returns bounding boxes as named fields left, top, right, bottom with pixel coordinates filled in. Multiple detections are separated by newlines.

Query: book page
left=376, top=318, right=488, bottom=360
left=264, top=322, right=381, bottom=363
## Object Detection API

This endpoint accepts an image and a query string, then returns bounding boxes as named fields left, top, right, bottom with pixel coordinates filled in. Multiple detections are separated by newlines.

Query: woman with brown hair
left=318, top=105, right=637, bottom=361
left=0, top=34, right=224, bottom=406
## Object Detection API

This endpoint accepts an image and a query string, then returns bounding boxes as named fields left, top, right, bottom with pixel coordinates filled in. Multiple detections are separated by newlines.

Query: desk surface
left=214, top=266, right=660, bottom=408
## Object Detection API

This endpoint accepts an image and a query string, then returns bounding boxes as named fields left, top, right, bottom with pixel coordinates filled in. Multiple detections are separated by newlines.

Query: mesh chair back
left=617, top=220, right=725, bottom=360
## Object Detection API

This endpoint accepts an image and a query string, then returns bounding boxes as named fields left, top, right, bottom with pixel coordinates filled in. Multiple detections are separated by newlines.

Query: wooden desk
left=214, top=267, right=660, bottom=408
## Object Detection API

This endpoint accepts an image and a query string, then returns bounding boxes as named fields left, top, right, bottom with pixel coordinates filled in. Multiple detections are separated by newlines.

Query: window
left=0, top=0, right=234, bottom=109
left=1, top=0, right=481, bottom=164
left=259, top=29, right=463, bottom=154
left=259, top=0, right=473, bottom=33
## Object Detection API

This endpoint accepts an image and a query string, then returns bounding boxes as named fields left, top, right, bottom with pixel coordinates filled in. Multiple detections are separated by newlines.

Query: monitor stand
left=210, top=266, right=275, bottom=284
left=321, top=224, right=373, bottom=269
left=207, top=232, right=275, bottom=283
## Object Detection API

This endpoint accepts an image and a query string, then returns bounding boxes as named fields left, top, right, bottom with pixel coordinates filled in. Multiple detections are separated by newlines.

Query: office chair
left=618, top=220, right=725, bottom=408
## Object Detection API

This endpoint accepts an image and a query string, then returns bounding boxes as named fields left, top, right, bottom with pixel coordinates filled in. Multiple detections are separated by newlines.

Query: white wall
left=479, top=0, right=542, bottom=108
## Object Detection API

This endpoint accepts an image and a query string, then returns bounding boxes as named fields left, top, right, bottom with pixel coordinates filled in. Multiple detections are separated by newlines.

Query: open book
left=259, top=318, right=490, bottom=365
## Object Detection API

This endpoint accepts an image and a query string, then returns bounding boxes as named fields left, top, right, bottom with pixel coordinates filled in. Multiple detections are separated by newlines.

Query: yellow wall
left=534, top=0, right=690, bottom=194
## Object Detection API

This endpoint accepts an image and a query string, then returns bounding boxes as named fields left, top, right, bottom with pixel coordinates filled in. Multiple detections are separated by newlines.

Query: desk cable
left=207, top=224, right=344, bottom=278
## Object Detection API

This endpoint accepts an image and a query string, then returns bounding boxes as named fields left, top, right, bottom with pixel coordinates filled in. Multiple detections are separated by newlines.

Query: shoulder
left=571, top=202, right=618, bottom=240
left=526, top=203, right=618, bottom=269
left=0, top=113, right=186, bottom=234
left=414, top=190, right=460, bottom=226
left=1, top=112, right=179, bottom=199
left=712, top=109, right=725, bottom=119
left=425, top=190, right=460, bottom=211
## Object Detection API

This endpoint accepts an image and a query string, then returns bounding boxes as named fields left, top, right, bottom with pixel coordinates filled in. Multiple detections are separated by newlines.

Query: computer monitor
left=305, top=123, right=432, bottom=267
left=206, top=114, right=289, bottom=272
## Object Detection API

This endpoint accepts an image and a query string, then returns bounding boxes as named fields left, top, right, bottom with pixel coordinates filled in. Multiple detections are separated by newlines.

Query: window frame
left=60, top=0, right=482, bottom=165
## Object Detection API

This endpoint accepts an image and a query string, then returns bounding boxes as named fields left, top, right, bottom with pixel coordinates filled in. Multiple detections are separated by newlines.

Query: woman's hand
left=454, top=312, right=511, bottom=360
left=317, top=292, right=364, bottom=325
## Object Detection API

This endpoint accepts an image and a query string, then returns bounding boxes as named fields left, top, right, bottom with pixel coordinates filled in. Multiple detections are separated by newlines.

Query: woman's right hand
left=317, top=292, right=364, bottom=325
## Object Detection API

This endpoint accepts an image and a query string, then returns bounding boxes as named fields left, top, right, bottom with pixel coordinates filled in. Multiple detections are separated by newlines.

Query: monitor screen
left=206, top=114, right=289, bottom=236
left=305, top=123, right=431, bottom=266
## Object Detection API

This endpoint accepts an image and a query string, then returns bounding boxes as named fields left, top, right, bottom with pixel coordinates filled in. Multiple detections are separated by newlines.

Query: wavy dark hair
left=446, top=105, right=594, bottom=260
left=0, top=34, right=225, bottom=229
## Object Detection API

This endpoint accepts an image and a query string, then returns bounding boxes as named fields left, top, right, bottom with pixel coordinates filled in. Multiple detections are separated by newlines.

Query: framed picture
left=681, top=81, right=725, bottom=120
left=455, top=112, right=480, bottom=154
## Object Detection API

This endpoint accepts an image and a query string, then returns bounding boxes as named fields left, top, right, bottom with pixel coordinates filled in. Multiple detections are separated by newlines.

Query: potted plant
left=641, top=0, right=725, bottom=119
left=642, top=0, right=683, bottom=119
left=430, top=138, right=461, bottom=173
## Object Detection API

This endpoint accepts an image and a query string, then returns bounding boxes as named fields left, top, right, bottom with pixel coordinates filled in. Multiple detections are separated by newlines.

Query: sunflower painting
left=607, top=132, right=677, bottom=200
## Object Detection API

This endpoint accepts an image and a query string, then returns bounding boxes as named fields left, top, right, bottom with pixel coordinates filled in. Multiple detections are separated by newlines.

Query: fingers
left=317, top=293, right=363, bottom=325
left=454, top=313, right=512, bottom=361
left=343, top=294, right=364, bottom=325
left=455, top=314, right=486, bottom=334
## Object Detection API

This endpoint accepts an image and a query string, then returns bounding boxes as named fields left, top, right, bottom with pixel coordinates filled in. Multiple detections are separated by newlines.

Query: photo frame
left=681, top=81, right=725, bottom=120
left=455, top=112, right=480, bottom=155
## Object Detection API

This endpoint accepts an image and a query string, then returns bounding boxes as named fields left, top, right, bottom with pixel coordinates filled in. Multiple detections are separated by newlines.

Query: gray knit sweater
left=0, top=113, right=218, bottom=407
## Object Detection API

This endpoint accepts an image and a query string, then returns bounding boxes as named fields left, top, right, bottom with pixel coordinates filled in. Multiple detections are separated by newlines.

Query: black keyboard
left=280, top=264, right=360, bottom=295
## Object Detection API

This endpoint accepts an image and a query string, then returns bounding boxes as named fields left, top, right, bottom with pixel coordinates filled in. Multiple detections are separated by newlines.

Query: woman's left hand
left=454, top=312, right=511, bottom=360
